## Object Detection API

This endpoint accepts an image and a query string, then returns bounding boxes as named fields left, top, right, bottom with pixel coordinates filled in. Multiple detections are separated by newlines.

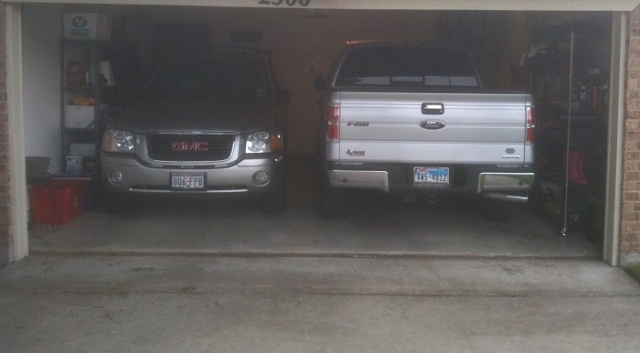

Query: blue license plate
left=414, top=167, right=449, bottom=185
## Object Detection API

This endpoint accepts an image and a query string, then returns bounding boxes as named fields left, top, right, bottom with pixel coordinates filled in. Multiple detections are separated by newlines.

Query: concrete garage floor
left=28, top=158, right=600, bottom=259
left=1, top=255, right=639, bottom=353
left=8, top=159, right=640, bottom=353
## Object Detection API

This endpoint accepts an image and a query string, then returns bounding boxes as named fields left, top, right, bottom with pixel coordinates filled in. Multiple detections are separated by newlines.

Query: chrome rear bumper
left=326, top=168, right=534, bottom=203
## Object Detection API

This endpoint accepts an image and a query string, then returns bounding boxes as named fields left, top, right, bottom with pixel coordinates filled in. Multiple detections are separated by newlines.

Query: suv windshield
left=336, top=46, right=479, bottom=88
left=143, top=58, right=271, bottom=100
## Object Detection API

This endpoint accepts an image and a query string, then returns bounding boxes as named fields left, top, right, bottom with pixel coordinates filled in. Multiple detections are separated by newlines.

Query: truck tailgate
left=336, top=91, right=532, bottom=165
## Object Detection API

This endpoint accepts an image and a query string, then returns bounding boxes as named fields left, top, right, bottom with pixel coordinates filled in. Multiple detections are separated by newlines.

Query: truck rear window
left=335, top=47, right=479, bottom=88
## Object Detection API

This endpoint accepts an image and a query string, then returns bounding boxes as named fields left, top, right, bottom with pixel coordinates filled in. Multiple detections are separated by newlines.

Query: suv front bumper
left=101, top=154, right=286, bottom=194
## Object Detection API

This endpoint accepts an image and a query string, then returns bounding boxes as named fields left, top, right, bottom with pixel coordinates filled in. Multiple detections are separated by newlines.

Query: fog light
left=253, top=171, right=270, bottom=185
left=109, top=170, right=125, bottom=184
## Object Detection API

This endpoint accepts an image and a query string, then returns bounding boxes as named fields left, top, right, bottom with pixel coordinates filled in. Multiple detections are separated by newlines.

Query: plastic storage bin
left=30, top=178, right=88, bottom=225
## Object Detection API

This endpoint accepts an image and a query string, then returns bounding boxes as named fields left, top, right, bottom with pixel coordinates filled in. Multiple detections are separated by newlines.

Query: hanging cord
left=561, top=32, right=575, bottom=237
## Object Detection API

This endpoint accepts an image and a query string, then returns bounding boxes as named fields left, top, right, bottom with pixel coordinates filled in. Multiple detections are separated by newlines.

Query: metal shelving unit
left=60, top=39, right=105, bottom=175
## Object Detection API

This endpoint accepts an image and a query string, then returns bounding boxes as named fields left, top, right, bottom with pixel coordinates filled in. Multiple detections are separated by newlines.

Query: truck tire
left=319, top=173, right=345, bottom=219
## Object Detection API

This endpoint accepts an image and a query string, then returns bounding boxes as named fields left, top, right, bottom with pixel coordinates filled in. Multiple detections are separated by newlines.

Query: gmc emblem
left=171, top=141, right=209, bottom=152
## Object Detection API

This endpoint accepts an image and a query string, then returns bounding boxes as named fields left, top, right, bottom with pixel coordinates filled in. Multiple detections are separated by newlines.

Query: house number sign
left=259, top=0, right=312, bottom=6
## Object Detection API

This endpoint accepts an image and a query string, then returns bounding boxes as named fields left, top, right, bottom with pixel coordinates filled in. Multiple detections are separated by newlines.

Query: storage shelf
left=61, top=40, right=102, bottom=175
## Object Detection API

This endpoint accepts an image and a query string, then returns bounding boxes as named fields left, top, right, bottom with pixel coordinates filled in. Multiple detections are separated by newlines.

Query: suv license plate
left=414, top=167, right=449, bottom=186
left=171, top=173, right=206, bottom=190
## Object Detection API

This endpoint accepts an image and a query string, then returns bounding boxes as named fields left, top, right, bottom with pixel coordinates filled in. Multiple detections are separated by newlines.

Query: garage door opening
left=18, top=4, right=621, bottom=260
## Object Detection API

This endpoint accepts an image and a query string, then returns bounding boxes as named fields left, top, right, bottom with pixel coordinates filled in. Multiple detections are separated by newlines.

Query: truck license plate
left=414, top=167, right=449, bottom=186
left=171, top=173, right=206, bottom=190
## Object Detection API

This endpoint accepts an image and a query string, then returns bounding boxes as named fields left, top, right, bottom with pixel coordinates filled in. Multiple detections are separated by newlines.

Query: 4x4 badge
left=346, top=149, right=365, bottom=157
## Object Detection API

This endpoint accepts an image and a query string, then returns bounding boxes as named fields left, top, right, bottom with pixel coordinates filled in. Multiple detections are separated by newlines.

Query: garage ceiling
left=4, top=0, right=640, bottom=12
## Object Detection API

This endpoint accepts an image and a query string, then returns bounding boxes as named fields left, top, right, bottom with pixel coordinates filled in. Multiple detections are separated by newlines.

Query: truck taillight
left=526, top=107, right=535, bottom=144
left=327, top=104, right=340, bottom=141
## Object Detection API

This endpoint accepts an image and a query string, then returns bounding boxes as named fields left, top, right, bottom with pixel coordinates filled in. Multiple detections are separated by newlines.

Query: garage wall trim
left=2, top=0, right=640, bottom=12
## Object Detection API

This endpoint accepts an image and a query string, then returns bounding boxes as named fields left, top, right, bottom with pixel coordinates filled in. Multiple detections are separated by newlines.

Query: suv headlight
left=103, top=129, right=136, bottom=153
left=246, top=131, right=282, bottom=154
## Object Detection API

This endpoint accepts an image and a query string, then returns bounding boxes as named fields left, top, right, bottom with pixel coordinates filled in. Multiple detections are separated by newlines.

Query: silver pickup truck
left=316, top=41, right=535, bottom=219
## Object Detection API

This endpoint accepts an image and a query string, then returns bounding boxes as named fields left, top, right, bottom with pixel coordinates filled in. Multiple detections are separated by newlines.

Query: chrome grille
left=147, top=134, right=235, bottom=162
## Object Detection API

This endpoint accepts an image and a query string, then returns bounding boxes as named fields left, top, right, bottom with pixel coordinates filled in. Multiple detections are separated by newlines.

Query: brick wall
left=623, top=6, right=640, bottom=259
left=0, top=3, right=10, bottom=265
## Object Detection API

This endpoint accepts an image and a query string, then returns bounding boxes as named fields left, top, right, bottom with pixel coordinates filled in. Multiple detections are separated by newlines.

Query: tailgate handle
left=422, top=103, right=444, bottom=115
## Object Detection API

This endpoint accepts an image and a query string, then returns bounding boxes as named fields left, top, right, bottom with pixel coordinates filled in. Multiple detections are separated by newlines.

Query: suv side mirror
left=277, top=89, right=290, bottom=105
left=314, top=76, right=326, bottom=91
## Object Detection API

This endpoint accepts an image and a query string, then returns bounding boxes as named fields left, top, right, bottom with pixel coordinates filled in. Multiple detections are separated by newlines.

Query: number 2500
left=259, top=0, right=311, bottom=6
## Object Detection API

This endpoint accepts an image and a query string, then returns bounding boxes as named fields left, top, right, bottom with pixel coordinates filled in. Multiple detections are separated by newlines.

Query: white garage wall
left=23, top=4, right=63, bottom=173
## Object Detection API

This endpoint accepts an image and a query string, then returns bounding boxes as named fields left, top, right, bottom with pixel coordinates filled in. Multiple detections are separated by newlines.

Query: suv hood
left=110, top=99, right=277, bottom=134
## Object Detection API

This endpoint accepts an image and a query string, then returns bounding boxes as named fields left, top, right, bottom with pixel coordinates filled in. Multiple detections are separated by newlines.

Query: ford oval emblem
left=420, top=120, right=446, bottom=130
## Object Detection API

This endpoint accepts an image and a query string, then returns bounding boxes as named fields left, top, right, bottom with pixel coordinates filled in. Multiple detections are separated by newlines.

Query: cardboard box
left=64, top=105, right=95, bottom=129
left=63, top=13, right=110, bottom=40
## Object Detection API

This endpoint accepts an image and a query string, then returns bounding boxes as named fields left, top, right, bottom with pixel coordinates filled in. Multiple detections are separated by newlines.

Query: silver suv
left=100, top=48, right=289, bottom=212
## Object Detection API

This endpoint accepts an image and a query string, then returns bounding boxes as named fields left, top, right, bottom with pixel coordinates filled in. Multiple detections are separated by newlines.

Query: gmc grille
left=147, top=134, right=235, bottom=162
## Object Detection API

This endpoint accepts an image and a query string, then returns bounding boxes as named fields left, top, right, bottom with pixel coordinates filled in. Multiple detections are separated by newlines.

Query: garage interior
left=22, top=3, right=615, bottom=258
